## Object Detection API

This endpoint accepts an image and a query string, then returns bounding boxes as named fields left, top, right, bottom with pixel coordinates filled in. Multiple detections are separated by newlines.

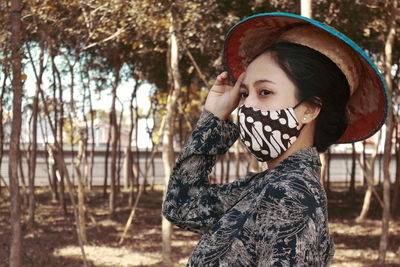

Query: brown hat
left=224, top=12, right=389, bottom=143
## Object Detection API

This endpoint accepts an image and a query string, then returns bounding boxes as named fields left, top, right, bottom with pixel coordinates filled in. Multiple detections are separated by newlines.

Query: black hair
left=263, top=42, right=350, bottom=152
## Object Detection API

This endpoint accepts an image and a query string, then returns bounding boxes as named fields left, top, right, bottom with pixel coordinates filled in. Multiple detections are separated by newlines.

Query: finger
left=216, top=71, right=231, bottom=85
left=231, top=72, right=245, bottom=94
left=221, top=72, right=233, bottom=86
left=227, top=72, right=245, bottom=107
left=215, top=72, right=228, bottom=85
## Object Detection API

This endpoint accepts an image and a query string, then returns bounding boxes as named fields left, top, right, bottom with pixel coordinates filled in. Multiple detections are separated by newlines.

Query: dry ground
left=0, top=186, right=399, bottom=266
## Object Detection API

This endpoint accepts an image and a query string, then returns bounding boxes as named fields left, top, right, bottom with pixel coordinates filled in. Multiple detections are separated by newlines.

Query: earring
left=303, top=117, right=307, bottom=121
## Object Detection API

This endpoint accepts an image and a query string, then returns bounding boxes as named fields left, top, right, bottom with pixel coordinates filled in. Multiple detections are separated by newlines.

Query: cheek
left=266, top=94, right=297, bottom=110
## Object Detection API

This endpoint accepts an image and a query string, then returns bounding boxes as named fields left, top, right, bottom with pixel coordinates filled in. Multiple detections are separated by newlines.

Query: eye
left=239, top=91, right=249, bottom=98
left=260, top=89, right=271, bottom=96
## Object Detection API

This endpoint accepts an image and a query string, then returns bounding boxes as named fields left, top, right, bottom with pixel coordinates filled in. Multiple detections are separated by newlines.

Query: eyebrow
left=240, top=79, right=276, bottom=89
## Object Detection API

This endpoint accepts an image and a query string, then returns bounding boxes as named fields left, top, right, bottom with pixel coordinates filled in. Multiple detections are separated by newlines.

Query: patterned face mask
left=237, top=103, right=303, bottom=162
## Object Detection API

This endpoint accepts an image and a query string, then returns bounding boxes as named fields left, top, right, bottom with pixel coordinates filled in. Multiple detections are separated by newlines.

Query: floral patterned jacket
left=162, top=110, right=335, bottom=266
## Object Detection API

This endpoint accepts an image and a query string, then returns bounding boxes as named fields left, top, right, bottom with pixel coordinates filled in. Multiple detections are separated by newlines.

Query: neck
left=266, top=122, right=315, bottom=170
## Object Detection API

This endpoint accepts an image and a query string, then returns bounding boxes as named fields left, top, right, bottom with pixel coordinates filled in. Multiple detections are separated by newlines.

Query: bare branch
left=81, top=27, right=126, bottom=51
left=356, top=156, right=384, bottom=208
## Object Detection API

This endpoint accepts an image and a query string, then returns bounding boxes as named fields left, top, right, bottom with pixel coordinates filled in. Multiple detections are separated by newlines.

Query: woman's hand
left=204, top=71, right=245, bottom=120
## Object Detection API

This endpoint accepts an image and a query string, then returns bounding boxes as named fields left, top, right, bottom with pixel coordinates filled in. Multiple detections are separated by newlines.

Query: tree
left=25, top=39, right=46, bottom=228
left=301, top=0, right=312, bottom=18
left=392, top=123, right=400, bottom=216
left=378, top=0, right=397, bottom=262
left=74, top=130, right=88, bottom=244
left=349, top=143, right=356, bottom=202
left=9, top=0, right=23, bottom=265
left=0, top=41, right=10, bottom=196
left=356, top=133, right=383, bottom=222
left=161, top=7, right=182, bottom=265
left=108, top=48, right=122, bottom=217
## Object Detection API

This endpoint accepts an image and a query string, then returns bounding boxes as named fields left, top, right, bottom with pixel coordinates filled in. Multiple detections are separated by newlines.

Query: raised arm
left=162, top=109, right=256, bottom=234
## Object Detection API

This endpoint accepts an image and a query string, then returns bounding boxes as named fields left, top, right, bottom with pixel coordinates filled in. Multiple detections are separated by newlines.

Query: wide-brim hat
left=223, top=12, right=389, bottom=144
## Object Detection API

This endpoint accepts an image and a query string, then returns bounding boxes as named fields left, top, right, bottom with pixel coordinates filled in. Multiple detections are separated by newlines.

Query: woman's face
left=239, top=52, right=299, bottom=111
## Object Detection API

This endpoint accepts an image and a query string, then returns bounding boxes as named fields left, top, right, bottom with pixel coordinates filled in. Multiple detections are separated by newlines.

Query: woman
left=162, top=13, right=388, bottom=266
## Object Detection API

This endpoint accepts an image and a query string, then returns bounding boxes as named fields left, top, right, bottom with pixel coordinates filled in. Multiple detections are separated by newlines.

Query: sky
left=23, top=54, right=152, bottom=115
left=22, top=54, right=154, bottom=148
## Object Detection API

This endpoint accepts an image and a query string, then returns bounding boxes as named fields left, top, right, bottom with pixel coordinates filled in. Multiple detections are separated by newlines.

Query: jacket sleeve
left=254, top=178, right=325, bottom=266
left=162, top=109, right=255, bottom=234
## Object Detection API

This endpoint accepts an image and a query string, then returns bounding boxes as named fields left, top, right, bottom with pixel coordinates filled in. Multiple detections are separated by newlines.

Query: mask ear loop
left=292, top=99, right=306, bottom=130
left=293, top=99, right=304, bottom=110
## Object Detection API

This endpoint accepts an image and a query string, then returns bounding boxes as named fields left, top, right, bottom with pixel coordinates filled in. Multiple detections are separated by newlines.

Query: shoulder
left=261, top=147, right=325, bottom=211
left=256, top=170, right=324, bottom=222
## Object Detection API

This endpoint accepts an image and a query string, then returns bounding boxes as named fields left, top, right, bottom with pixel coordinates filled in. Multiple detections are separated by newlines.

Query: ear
left=298, top=101, right=321, bottom=125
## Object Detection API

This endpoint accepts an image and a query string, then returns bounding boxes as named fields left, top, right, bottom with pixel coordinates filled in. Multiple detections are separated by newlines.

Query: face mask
left=237, top=102, right=303, bottom=162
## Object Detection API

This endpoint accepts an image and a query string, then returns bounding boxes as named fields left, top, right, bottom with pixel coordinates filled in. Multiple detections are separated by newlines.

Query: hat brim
left=223, top=12, right=389, bottom=144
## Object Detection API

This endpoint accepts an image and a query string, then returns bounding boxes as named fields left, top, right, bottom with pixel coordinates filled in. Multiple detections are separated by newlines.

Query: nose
left=241, top=92, right=262, bottom=109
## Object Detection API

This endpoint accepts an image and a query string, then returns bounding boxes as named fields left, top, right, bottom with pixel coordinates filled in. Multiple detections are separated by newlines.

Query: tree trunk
left=150, top=148, right=156, bottom=191
left=103, top=117, right=111, bottom=196
left=301, top=0, right=312, bottom=18
left=235, top=141, right=240, bottom=178
left=225, top=153, right=230, bottom=183
left=87, top=81, right=95, bottom=191
left=117, top=107, right=124, bottom=194
left=119, top=117, right=166, bottom=245
left=9, top=0, right=23, bottom=264
left=359, top=186, right=373, bottom=218
left=326, top=149, right=331, bottom=193
left=379, top=98, right=394, bottom=264
left=69, top=122, right=75, bottom=187
left=50, top=155, right=58, bottom=202
left=349, top=143, right=356, bottom=202
left=18, top=148, right=28, bottom=210
left=143, top=139, right=149, bottom=193
left=0, top=47, right=9, bottom=195
left=127, top=80, right=139, bottom=207
left=143, top=108, right=153, bottom=193
left=80, top=75, right=90, bottom=191
left=25, top=39, right=46, bottom=228
left=362, top=141, right=367, bottom=189
left=27, top=84, right=39, bottom=227
left=134, top=97, right=141, bottom=194
left=149, top=106, right=156, bottom=191
left=51, top=55, right=67, bottom=215
left=378, top=152, right=382, bottom=186
left=38, top=71, right=89, bottom=267
left=123, top=148, right=129, bottom=191
left=109, top=64, right=121, bottom=217
left=220, top=156, right=225, bottom=184
left=39, top=118, right=55, bottom=194
left=162, top=12, right=182, bottom=266
left=320, top=152, right=327, bottom=189
left=391, top=125, right=400, bottom=216
left=52, top=54, right=59, bottom=205
left=378, top=1, right=397, bottom=262
left=356, top=131, right=381, bottom=222
left=74, top=137, right=88, bottom=244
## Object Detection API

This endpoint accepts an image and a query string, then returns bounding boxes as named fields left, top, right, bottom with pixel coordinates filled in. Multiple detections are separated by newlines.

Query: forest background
left=1, top=0, right=400, bottom=266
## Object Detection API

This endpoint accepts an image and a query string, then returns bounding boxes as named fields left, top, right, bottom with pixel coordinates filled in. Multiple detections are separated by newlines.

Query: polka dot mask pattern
left=237, top=103, right=303, bottom=162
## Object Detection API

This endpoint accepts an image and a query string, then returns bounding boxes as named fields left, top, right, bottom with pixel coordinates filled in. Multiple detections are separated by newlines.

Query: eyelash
left=260, top=89, right=271, bottom=96
left=239, top=90, right=271, bottom=98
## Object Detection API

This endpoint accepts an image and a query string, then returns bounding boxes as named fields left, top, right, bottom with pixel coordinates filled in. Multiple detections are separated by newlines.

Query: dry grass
left=0, top=186, right=399, bottom=266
